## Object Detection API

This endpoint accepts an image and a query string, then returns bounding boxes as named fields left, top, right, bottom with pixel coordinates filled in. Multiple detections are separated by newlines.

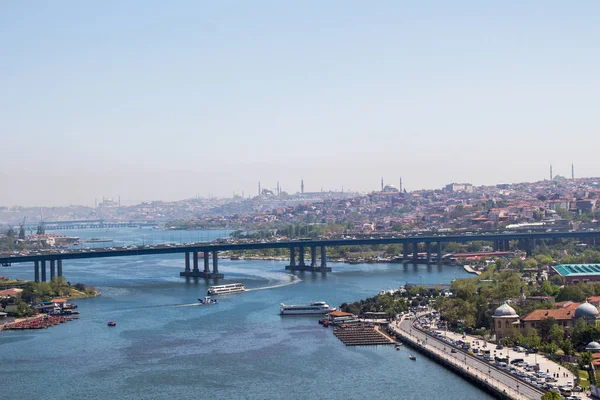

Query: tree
left=579, top=351, right=594, bottom=370
left=549, top=324, right=565, bottom=345
left=537, top=317, right=557, bottom=343
left=541, top=391, right=562, bottom=400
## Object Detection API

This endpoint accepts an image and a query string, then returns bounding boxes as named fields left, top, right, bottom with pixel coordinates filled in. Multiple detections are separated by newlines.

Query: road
left=393, top=318, right=545, bottom=400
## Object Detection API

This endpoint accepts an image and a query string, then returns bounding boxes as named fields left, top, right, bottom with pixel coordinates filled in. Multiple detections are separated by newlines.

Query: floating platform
left=180, top=271, right=224, bottom=279
left=285, top=265, right=332, bottom=272
left=333, top=323, right=395, bottom=346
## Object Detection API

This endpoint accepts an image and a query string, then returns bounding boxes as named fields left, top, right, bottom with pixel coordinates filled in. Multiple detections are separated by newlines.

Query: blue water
left=1, top=229, right=493, bottom=400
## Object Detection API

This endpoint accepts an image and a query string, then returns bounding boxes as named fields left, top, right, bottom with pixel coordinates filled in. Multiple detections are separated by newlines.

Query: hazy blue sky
left=2, top=1, right=599, bottom=206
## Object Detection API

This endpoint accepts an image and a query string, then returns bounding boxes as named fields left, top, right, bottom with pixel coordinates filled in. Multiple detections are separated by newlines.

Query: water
left=1, top=229, right=493, bottom=400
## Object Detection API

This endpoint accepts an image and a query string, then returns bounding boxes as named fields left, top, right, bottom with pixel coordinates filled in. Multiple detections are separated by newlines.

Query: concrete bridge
left=2, top=230, right=600, bottom=282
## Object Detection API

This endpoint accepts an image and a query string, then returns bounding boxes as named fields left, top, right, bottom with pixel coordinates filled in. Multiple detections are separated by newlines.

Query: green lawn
left=578, top=370, right=590, bottom=389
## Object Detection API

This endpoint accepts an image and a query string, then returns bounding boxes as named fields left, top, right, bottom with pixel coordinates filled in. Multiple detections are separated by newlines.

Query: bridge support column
left=298, top=246, right=305, bottom=267
left=34, top=261, right=40, bottom=283
left=493, top=240, right=499, bottom=252
left=184, top=252, right=191, bottom=273
left=403, top=243, right=409, bottom=261
left=193, top=252, right=200, bottom=273
left=310, top=247, right=317, bottom=268
left=180, top=250, right=224, bottom=279
left=437, top=242, right=443, bottom=263
left=50, top=260, right=56, bottom=280
left=204, top=251, right=210, bottom=273
left=412, top=242, right=419, bottom=262
left=286, top=247, right=296, bottom=270
left=426, top=242, right=432, bottom=264
left=57, top=259, right=63, bottom=277
left=320, top=246, right=330, bottom=271
left=212, top=250, right=220, bottom=276
left=504, top=240, right=510, bottom=251
left=41, top=260, right=47, bottom=282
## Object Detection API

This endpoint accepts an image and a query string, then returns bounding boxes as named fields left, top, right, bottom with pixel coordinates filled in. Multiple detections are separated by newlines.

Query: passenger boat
left=207, top=283, right=246, bottom=296
left=279, top=301, right=337, bottom=315
left=409, top=354, right=416, bottom=360
left=107, top=321, right=116, bottom=327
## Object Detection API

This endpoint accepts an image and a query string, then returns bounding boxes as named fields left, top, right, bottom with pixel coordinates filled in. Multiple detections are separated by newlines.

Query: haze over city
left=2, top=1, right=599, bottom=206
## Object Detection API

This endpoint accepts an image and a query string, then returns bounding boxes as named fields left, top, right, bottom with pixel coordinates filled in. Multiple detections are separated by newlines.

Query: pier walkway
left=390, top=317, right=544, bottom=400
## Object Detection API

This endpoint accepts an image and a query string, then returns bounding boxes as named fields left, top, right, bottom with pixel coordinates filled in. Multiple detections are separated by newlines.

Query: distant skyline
left=2, top=1, right=600, bottom=206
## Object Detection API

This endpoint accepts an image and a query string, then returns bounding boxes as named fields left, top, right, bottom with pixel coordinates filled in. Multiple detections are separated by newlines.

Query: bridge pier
left=437, top=242, right=443, bottom=263
left=321, top=246, right=329, bottom=271
left=286, top=245, right=331, bottom=272
left=34, top=261, right=40, bottom=283
left=212, top=250, right=223, bottom=277
left=403, top=243, right=409, bottom=261
left=41, top=260, right=47, bottom=282
left=412, top=242, right=419, bottom=262
left=504, top=240, right=510, bottom=251
left=426, top=242, right=432, bottom=264
left=50, top=260, right=56, bottom=280
left=204, top=251, right=210, bottom=273
left=180, top=250, right=223, bottom=279
left=298, top=246, right=306, bottom=268
left=310, top=247, right=317, bottom=268
left=185, top=252, right=191, bottom=273
left=193, top=252, right=200, bottom=274
left=57, top=259, right=63, bottom=277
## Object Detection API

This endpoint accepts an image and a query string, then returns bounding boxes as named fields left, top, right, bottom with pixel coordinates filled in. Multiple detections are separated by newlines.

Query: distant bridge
left=30, top=220, right=160, bottom=230
left=1, top=230, right=599, bottom=282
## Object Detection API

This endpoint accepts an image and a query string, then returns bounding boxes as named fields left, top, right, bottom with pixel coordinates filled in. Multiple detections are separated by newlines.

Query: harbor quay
left=390, top=317, right=545, bottom=400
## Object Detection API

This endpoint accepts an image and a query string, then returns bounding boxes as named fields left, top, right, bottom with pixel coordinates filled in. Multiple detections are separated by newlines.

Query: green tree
left=579, top=351, right=594, bottom=370
left=537, top=317, right=557, bottom=343
left=541, top=391, right=562, bottom=400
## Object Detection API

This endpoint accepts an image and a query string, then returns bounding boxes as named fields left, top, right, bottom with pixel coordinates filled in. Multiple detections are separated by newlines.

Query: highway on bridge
left=1, top=230, right=600, bottom=264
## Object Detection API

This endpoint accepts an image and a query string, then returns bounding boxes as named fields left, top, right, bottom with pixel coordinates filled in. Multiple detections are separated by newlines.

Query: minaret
left=258, top=182, right=261, bottom=196
left=399, top=177, right=403, bottom=192
left=381, top=177, right=384, bottom=191
left=277, top=181, right=280, bottom=196
left=301, top=179, right=304, bottom=194
left=550, top=165, right=553, bottom=181
left=572, top=163, right=575, bottom=180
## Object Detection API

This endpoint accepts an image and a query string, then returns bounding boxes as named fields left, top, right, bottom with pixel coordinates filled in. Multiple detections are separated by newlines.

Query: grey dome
left=574, top=302, right=599, bottom=319
left=586, top=341, right=600, bottom=351
left=493, top=302, right=517, bottom=317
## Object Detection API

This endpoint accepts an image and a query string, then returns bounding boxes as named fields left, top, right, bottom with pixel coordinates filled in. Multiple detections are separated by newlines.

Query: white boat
left=279, top=301, right=337, bottom=315
left=207, top=283, right=246, bottom=295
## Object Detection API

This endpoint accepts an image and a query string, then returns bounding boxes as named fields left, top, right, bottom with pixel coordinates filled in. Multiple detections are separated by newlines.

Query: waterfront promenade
left=390, top=317, right=545, bottom=400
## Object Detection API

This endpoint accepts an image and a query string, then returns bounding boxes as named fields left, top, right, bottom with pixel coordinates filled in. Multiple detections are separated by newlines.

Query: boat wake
left=246, top=275, right=301, bottom=291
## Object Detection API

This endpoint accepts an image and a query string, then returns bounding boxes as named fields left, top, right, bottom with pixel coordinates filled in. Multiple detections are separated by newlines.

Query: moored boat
left=409, top=354, right=416, bottom=360
left=108, top=321, right=116, bottom=327
left=280, top=301, right=336, bottom=315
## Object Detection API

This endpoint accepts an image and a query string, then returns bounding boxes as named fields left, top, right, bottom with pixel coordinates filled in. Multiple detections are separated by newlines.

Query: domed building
left=574, top=302, right=600, bottom=324
left=586, top=341, right=600, bottom=353
left=492, top=302, right=520, bottom=340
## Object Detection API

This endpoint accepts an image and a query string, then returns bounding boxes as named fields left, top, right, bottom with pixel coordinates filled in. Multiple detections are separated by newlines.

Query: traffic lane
left=398, top=321, right=543, bottom=399
left=406, top=326, right=541, bottom=399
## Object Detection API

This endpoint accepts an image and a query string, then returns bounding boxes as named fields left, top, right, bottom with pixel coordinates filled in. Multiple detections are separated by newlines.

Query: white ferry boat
left=279, top=301, right=337, bottom=315
left=207, top=283, right=246, bottom=295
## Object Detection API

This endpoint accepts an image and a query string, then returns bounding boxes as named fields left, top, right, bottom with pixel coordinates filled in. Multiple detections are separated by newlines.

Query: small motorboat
left=198, top=296, right=218, bottom=305
left=107, top=321, right=116, bottom=327
left=409, top=354, right=416, bottom=360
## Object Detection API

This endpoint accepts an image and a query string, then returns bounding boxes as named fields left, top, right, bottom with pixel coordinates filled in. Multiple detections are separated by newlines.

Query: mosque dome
left=493, top=302, right=517, bottom=317
left=574, top=302, right=600, bottom=319
left=586, top=341, right=600, bottom=352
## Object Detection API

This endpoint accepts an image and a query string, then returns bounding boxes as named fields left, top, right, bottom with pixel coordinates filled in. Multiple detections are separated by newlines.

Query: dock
left=463, top=265, right=481, bottom=275
left=333, top=323, right=396, bottom=346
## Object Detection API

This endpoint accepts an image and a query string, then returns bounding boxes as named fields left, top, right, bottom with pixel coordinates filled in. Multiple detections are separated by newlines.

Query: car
left=451, top=348, right=457, bottom=353
left=496, top=344, right=503, bottom=350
